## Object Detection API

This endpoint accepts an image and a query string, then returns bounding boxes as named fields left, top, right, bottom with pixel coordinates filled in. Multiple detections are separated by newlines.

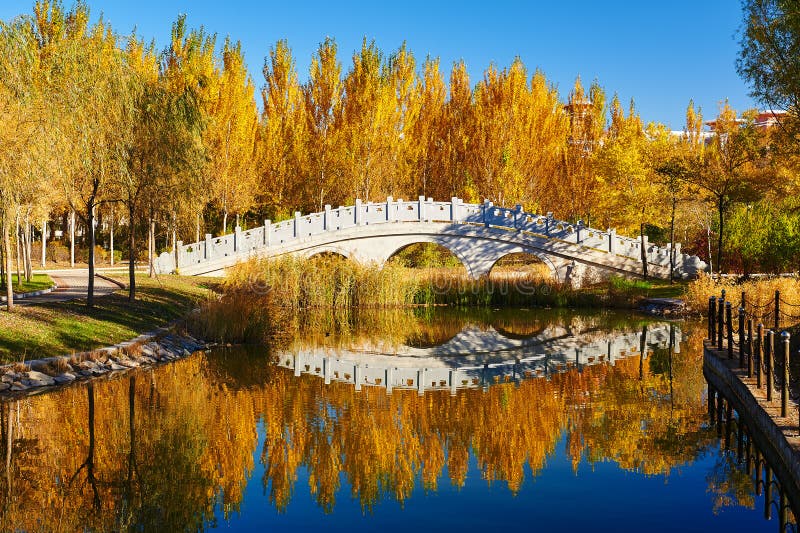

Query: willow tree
left=0, top=18, right=41, bottom=309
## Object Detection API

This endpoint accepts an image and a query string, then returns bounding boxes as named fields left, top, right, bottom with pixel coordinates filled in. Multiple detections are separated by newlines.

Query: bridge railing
left=160, top=196, right=706, bottom=276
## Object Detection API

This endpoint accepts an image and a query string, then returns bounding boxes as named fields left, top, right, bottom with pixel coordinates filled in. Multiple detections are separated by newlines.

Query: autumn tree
left=259, top=40, right=305, bottom=217
left=302, top=37, right=343, bottom=211
left=685, top=102, right=775, bottom=273
left=738, top=0, right=800, bottom=149
left=207, top=37, right=258, bottom=234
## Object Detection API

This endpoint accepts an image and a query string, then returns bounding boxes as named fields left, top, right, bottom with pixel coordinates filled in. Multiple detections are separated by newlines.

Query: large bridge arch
left=166, top=198, right=707, bottom=281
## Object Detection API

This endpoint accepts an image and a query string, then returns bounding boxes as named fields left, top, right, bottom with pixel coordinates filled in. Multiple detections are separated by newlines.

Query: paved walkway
left=16, top=269, right=122, bottom=305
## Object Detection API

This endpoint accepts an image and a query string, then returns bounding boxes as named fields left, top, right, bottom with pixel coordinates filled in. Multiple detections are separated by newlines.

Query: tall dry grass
left=226, top=255, right=422, bottom=308
left=686, top=273, right=800, bottom=325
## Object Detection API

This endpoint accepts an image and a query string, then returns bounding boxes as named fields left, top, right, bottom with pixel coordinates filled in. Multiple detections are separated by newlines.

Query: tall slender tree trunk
left=669, top=197, right=676, bottom=283
left=0, top=236, right=5, bottom=293
left=87, top=202, right=96, bottom=308
left=3, top=214, right=14, bottom=311
left=69, top=209, right=75, bottom=268
left=717, top=196, right=725, bottom=275
left=639, top=222, right=649, bottom=280
left=14, top=216, right=21, bottom=289
left=109, top=206, right=114, bottom=267
left=23, top=214, right=31, bottom=282
left=195, top=213, right=200, bottom=244
left=222, top=211, right=228, bottom=236
left=148, top=217, right=155, bottom=278
left=41, top=217, right=47, bottom=268
left=128, top=202, right=136, bottom=302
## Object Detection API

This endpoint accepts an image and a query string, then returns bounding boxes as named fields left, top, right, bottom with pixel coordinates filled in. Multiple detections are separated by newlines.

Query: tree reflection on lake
left=0, top=309, right=788, bottom=531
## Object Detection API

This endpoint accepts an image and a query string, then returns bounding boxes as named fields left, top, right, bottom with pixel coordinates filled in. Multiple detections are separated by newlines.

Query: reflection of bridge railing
left=156, top=197, right=706, bottom=277
left=276, top=323, right=680, bottom=395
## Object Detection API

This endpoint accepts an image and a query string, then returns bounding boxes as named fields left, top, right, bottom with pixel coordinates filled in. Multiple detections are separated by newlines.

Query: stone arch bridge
left=155, top=197, right=706, bottom=284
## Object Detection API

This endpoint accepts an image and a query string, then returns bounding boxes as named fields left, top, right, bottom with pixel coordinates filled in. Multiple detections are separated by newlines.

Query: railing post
left=386, top=196, right=393, bottom=223
left=747, top=319, right=754, bottom=378
left=324, top=205, right=332, bottom=230
left=775, top=290, right=781, bottom=330
left=726, top=302, right=733, bottom=359
left=781, top=331, right=790, bottom=417
left=418, top=196, right=425, bottom=222
left=717, top=291, right=726, bottom=349
left=755, top=323, right=763, bottom=388
left=738, top=306, right=746, bottom=368
left=608, top=228, right=617, bottom=254
left=355, top=199, right=363, bottom=226
left=234, top=225, right=242, bottom=252
left=709, top=296, right=716, bottom=340
left=450, top=197, right=458, bottom=223
left=204, top=233, right=212, bottom=260
left=264, top=220, right=271, bottom=246
left=483, top=199, right=491, bottom=228
left=576, top=219, right=583, bottom=243
left=293, top=212, right=301, bottom=238
left=766, top=330, right=774, bottom=402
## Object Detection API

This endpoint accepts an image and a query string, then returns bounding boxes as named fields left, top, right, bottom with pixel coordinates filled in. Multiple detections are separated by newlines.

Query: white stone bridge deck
left=276, top=322, right=680, bottom=394
left=156, top=197, right=706, bottom=282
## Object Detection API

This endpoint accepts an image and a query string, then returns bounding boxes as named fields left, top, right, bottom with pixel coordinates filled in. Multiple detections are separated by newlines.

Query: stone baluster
left=418, top=196, right=425, bottom=222
left=234, top=225, right=242, bottom=252
left=355, top=199, right=363, bottom=226
left=576, top=220, right=584, bottom=243
left=451, top=197, right=459, bottom=223
left=386, top=196, right=393, bottom=222
left=324, top=205, right=331, bottom=231
left=204, top=233, right=212, bottom=260
left=608, top=228, right=617, bottom=254
left=545, top=212, right=553, bottom=236
left=293, top=212, right=301, bottom=238
left=264, top=220, right=271, bottom=246
left=483, top=199, right=492, bottom=228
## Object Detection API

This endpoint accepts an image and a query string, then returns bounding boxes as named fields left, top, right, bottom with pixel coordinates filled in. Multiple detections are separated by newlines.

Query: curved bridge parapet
left=155, top=196, right=707, bottom=282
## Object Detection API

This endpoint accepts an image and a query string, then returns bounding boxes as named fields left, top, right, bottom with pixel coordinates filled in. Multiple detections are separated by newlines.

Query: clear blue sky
left=1, top=0, right=755, bottom=129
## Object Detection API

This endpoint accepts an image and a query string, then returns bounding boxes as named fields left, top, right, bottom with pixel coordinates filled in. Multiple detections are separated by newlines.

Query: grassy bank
left=4, top=273, right=54, bottom=295
left=0, top=275, right=214, bottom=363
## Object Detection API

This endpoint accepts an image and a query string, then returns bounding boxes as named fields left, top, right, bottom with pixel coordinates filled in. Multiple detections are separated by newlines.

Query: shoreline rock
left=0, top=327, right=210, bottom=400
left=637, top=297, right=693, bottom=317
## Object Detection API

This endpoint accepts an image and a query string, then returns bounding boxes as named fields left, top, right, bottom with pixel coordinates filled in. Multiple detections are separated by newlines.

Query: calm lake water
left=0, top=308, right=796, bottom=532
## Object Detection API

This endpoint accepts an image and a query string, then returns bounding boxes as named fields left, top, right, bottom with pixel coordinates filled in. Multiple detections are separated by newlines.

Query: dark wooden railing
left=708, top=289, right=799, bottom=425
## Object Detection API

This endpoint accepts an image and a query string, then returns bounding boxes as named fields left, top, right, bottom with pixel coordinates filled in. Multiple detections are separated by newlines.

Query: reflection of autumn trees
left=0, top=323, right=710, bottom=528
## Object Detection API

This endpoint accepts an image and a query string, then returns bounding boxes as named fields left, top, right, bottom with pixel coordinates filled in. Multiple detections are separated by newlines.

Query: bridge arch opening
left=385, top=242, right=468, bottom=276
left=487, top=252, right=557, bottom=282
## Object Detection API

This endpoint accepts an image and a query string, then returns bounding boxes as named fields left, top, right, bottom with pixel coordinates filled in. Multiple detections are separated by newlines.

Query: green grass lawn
left=0, top=274, right=217, bottom=364
left=6, top=273, right=55, bottom=295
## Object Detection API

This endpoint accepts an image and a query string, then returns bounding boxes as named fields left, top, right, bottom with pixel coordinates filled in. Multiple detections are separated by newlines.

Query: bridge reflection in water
left=277, top=321, right=681, bottom=394
left=0, top=310, right=793, bottom=531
